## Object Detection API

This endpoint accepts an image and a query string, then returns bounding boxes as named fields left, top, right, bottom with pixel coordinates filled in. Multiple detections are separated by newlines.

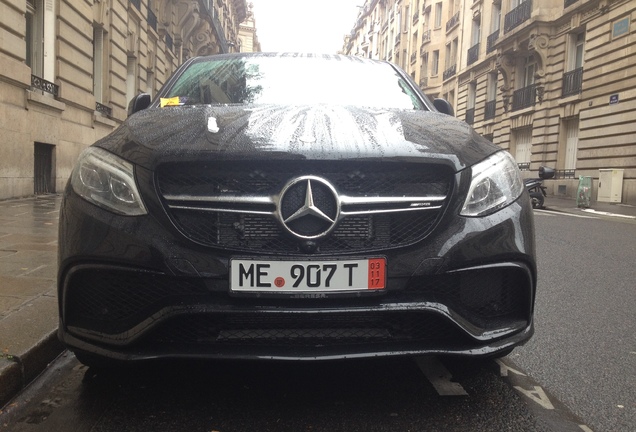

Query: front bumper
left=58, top=184, right=537, bottom=361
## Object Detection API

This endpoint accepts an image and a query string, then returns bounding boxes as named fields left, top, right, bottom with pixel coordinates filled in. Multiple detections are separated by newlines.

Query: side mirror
left=539, top=166, right=555, bottom=180
left=433, top=98, right=454, bottom=116
left=127, top=93, right=152, bottom=116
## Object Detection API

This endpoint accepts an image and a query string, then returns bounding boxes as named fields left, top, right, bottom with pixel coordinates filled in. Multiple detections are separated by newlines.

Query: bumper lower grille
left=143, top=312, right=469, bottom=347
left=63, top=265, right=531, bottom=345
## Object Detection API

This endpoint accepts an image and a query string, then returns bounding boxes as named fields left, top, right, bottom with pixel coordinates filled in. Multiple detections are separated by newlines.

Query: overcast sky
left=248, top=0, right=362, bottom=53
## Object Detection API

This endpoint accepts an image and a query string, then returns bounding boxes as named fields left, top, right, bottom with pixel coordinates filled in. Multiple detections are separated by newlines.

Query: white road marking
left=534, top=209, right=598, bottom=219
left=496, top=359, right=527, bottom=377
left=581, top=209, right=636, bottom=220
left=514, top=385, right=555, bottom=410
left=415, top=357, right=468, bottom=396
left=579, top=425, right=594, bottom=432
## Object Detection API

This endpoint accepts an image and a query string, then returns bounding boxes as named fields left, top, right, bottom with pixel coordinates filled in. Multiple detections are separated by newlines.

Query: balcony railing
left=465, top=108, right=475, bottom=125
left=31, top=75, right=59, bottom=97
left=95, top=102, right=112, bottom=117
left=512, top=84, right=537, bottom=111
left=485, top=100, right=496, bottom=120
left=504, top=0, right=532, bottom=33
left=562, top=67, right=583, bottom=97
left=411, top=52, right=417, bottom=64
left=487, top=29, right=499, bottom=53
left=467, top=43, right=480, bottom=65
left=422, top=29, right=431, bottom=45
left=446, top=12, right=460, bottom=32
left=564, top=0, right=578, bottom=8
left=443, top=64, right=457, bottom=80
left=419, top=77, right=428, bottom=88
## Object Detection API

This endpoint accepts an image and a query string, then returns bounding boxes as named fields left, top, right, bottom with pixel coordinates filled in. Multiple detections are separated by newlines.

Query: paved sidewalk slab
left=0, top=195, right=64, bottom=408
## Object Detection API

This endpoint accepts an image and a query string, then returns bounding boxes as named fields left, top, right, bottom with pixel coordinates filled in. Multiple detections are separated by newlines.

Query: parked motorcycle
left=524, top=166, right=555, bottom=209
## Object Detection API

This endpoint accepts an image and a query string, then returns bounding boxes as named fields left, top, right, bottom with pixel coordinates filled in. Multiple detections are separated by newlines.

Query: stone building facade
left=238, top=2, right=261, bottom=53
left=343, top=0, right=636, bottom=205
left=0, top=0, right=247, bottom=200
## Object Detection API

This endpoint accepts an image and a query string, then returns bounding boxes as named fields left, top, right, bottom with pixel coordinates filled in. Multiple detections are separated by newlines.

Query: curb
left=0, top=329, right=64, bottom=408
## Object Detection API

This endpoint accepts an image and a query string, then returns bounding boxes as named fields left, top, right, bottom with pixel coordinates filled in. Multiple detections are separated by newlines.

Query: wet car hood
left=96, top=105, right=499, bottom=171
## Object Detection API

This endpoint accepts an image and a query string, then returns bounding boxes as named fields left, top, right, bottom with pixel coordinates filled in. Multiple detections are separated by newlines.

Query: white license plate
left=230, top=258, right=386, bottom=293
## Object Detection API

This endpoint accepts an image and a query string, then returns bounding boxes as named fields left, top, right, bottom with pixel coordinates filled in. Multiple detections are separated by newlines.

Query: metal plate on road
left=230, top=257, right=386, bottom=293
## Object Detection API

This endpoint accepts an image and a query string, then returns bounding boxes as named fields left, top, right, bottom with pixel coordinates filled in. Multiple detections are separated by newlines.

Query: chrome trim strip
left=164, top=194, right=446, bottom=216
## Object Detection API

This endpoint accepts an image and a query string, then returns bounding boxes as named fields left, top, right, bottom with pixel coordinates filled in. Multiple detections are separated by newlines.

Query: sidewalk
left=0, top=194, right=63, bottom=407
left=543, top=195, right=636, bottom=219
left=0, top=192, right=635, bottom=407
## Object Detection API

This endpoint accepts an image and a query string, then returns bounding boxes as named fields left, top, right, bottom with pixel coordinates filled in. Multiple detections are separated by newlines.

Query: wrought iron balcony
left=512, top=84, right=537, bottom=111
left=465, top=108, right=475, bottom=125
left=411, top=52, right=417, bottom=64
left=485, top=100, right=496, bottom=120
left=562, top=67, right=583, bottom=97
left=504, top=0, right=532, bottom=34
left=443, top=64, right=457, bottom=81
left=487, top=30, right=499, bottom=53
left=446, top=12, right=460, bottom=32
left=420, top=77, right=428, bottom=88
left=31, top=75, right=59, bottom=97
left=467, top=43, right=480, bottom=65
left=421, top=29, right=431, bottom=45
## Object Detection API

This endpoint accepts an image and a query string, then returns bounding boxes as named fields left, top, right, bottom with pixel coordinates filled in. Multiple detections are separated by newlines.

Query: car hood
left=96, top=105, right=499, bottom=171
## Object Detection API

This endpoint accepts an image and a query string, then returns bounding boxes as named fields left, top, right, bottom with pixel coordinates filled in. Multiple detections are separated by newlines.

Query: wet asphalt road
left=512, top=209, right=636, bottom=432
left=1, top=209, right=633, bottom=431
left=2, top=352, right=581, bottom=432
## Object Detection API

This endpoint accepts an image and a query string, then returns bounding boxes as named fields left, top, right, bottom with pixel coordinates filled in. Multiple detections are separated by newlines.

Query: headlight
left=71, top=147, right=147, bottom=216
left=460, top=151, right=524, bottom=217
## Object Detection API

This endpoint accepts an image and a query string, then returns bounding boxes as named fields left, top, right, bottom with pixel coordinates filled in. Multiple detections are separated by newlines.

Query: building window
left=432, top=50, right=439, bottom=76
left=466, top=82, right=476, bottom=125
left=512, top=55, right=537, bottom=110
left=485, top=72, right=497, bottom=120
left=26, top=0, right=44, bottom=77
left=563, top=32, right=584, bottom=97
left=126, top=56, right=137, bottom=106
left=468, top=17, right=481, bottom=65
left=93, top=26, right=105, bottom=103
left=513, top=127, right=532, bottom=165
left=563, top=119, right=579, bottom=171
left=434, top=2, right=442, bottom=28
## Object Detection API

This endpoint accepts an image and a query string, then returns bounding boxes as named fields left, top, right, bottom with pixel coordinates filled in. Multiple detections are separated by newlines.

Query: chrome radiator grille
left=156, top=161, right=453, bottom=254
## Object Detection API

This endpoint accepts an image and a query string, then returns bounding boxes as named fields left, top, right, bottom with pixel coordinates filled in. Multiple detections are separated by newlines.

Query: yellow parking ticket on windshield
left=160, top=96, right=181, bottom=107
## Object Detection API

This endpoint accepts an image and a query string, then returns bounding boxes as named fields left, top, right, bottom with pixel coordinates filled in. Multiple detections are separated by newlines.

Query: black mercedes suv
left=58, top=53, right=536, bottom=366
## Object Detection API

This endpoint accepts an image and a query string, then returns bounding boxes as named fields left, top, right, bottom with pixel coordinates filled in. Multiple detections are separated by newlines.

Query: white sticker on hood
left=208, top=117, right=220, bottom=133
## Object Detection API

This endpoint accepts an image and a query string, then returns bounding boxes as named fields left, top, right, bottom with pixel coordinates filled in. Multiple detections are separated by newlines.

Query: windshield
left=162, top=54, right=427, bottom=110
